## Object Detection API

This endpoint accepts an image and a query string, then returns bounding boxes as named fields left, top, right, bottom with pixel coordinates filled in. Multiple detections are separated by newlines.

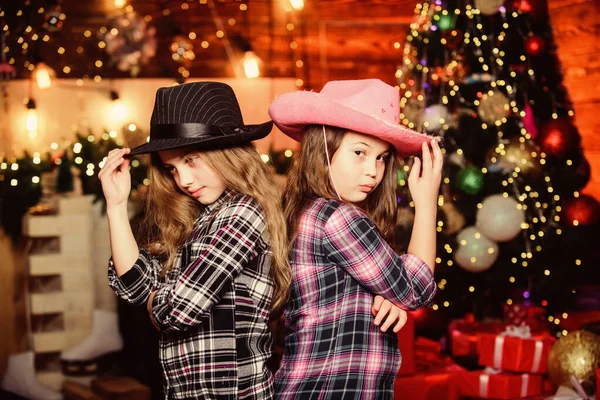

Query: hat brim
left=127, top=121, right=273, bottom=156
left=269, top=91, right=435, bottom=156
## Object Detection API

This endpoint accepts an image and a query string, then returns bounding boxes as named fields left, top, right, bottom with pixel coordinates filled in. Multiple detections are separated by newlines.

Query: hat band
left=150, top=123, right=235, bottom=140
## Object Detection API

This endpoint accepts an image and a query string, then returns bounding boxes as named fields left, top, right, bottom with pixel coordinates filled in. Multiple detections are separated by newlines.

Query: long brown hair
left=140, top=144, right=291, bottom=311
left=282, top=125, right=399, bottom=247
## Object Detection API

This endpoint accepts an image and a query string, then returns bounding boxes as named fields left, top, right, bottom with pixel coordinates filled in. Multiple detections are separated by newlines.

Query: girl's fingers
left=380, top=308, right=399, bottom=332
left=431, top=140, right=443, bottom=170
left=408, top=157, right=421, bottom=184
left=374, top=301, right=392, bottom=326
left=421, top=142, right=432, bottom=177
left=393, top=310, right=408, bottom=333
left=372, top=295, right=385, bottom=315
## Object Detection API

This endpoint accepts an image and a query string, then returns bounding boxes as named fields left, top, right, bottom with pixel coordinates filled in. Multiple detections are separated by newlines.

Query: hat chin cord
left=323, top=125, right=343, bottom=201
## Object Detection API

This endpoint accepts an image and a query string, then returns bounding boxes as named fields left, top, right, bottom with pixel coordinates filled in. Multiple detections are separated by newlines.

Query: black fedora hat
left=127, top=81, right=273, bottom=156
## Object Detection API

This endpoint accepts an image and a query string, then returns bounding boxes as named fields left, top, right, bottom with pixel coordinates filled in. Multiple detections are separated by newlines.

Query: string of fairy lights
left=0, top=0, right=307, bottom=177
left=397, top=0, right=581, bottom=332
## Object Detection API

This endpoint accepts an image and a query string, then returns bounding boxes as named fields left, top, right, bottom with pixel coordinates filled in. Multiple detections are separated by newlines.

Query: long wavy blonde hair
left=282, top=125, right=399, bottom=248
left=140, top=144, right=291, bottom=311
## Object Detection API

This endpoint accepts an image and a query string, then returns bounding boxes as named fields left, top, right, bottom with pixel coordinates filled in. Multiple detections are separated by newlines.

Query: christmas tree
left=396, top=0, right=600, bottom=328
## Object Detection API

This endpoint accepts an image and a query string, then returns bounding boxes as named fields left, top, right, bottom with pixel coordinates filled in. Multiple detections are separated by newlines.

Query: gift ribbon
left=492, top=324, right=544, bottom=372
left=478, top=369, right=531, bottom=398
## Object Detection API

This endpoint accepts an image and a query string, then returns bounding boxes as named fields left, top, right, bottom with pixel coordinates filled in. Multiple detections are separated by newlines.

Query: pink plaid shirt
left=275, top=198, right=436, bottom=399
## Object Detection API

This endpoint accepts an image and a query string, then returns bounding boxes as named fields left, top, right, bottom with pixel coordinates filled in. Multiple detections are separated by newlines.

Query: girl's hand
left=147, top=290, right=160, bottom=331
left=98, top=148, right=132, bottom=208
left=408, top=140, right=443, bottom=211
left=372, top=295, right=408, bottom=333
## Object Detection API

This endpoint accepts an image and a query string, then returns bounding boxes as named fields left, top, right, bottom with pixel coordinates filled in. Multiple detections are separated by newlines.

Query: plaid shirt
left=275, top=198, right=436, bottom=399
left=108, top=191, right=275, bottom=400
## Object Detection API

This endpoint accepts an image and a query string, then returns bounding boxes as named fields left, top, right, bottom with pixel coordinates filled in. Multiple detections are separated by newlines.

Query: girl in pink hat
left=269, top=79, right=442, bottom=399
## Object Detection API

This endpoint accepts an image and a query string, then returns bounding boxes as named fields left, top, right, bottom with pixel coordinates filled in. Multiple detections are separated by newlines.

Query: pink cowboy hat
left=268, top=79, right=435, bottom=156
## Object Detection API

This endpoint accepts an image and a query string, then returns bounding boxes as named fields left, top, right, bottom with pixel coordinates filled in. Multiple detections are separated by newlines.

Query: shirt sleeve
left=323, top=203, right=436, bottom=310
left=107, top=249, right=162, bottom=306
left=151, top=197, right=266, bottom=333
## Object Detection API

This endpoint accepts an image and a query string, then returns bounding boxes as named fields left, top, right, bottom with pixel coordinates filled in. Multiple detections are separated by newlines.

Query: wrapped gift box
left=448, top=315, right=505, bottom=357
left=452, top=370, right=543, bottom=399
left=478, top=329, right=555, bottom=373
left=394, top=364, right=465, bottom=400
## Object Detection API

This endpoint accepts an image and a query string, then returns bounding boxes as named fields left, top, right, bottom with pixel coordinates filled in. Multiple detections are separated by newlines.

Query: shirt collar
left=203, top=188, right=235, bottom=215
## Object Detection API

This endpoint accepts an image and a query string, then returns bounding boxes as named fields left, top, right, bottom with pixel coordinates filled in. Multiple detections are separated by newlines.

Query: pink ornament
left=523, top=104, right=538, bottom=139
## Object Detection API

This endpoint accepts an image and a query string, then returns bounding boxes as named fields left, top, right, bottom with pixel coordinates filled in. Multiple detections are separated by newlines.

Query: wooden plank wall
left=548, top=0, right=600, bottom=199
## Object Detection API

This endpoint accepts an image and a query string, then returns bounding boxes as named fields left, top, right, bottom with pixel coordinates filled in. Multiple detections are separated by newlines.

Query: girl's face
left=159, top=148, right=226, bottom=205
left=330, top=131, right=391, bottom=204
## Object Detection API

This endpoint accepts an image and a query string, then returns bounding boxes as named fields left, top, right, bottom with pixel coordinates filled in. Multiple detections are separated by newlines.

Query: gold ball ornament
left=478, top=90, right=510, bottom=124
left=400, top=97, right=425, bottom=127
left=440, top=201, right=465, bottom=235
left=547, top=330, right=600, bottom=389
left=486, top=138, right=542, bottom=178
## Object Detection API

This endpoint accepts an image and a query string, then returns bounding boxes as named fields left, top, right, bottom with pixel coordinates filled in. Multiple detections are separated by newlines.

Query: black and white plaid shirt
left=108, top=191, right=275, bottom=399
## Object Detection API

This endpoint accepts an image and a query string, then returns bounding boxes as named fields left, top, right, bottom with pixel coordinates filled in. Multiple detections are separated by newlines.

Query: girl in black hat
left=99, top=82, right=290, bottom=400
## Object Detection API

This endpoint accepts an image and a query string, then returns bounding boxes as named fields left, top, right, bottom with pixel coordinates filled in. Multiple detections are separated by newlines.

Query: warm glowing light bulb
left=242, top=51, right=261, bottom=78
left=289, top=0, right=304, bottom=10
left=32, top=62, right=55, bottom=89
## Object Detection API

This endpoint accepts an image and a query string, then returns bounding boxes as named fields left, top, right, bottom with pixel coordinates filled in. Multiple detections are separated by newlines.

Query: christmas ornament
left=486, top=138, right=541, bottom=177
left=442, top=30, right=463, bottom=50
left=550, top=156, right=591, bottom=194
left=502, top=302, right=527, bottom=326
left=561, top=195, right=600, bottom=227
left=476, top=194, right=525, bottom=242
left=422, top=105, right=450, bottom=132
left=538, top=118, right=581, bottom=159
left=522, top=104, right=538, bottom=139
left=170, top=35, right=195, bottom=65
left=454, top=226, right=499, bottom=272
left=444, top=59, right=467, bottom=82
left=513, top=0, right=533, bottom=13
left=397, top=168, right=407, bottom=185
left=547, top=330, right=600, bottom=389
left=524, top=35, right=546, bottom=57
left=456, top=165, right=485, bottom=195
left=43, top=8, right=65, bottom=32
left=447, top=151, right=467, bottom=168
left=400, top=97, right=425, bottom=127
left=440, top=201, right=465, bottom=235
left=101, top=11, right=157, bottom=76
left=435, top=13, right=455, bottom=31
left=463, top=72, right=495, bottom=85
left=475, top=0, right=505, bottom=15
left=478, top=90, right=510, bottom=124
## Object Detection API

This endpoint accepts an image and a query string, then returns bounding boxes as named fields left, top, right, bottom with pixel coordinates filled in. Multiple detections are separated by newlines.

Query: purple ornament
left=523, top=104, right=538, bottom=139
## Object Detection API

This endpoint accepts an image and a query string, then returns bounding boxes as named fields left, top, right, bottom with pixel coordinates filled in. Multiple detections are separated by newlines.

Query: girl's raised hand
left=372, top=295, right=408, bottom=333
left=98, top=148, right=132, bottom=208
left=407, top=140, right=443, bottom=210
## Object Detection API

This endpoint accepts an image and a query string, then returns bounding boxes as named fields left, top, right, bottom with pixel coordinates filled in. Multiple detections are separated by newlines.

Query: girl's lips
left=191, top=187, right=204, bottom=196
left=359, top=185, right=374, bottom=192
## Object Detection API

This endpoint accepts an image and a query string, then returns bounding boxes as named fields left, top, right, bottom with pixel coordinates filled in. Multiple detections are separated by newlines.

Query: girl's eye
left=377, top=154, right=389, bottom=162
left=165, top=166, right=176, bottom=175
left=354, top=150, right=366, bottom=156
left=184, top=156, right=197, bottom=164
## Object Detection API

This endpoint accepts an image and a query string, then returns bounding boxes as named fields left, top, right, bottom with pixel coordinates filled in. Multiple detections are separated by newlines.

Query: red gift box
left=397, top=311, right=415, bottom=376
left=448, top=316, right=506, bottom=357
left=394, top=365, right=465, bottom=400
left=452, top=370, right=543, bottom=399
left=478, top=329, right=555, bottom=373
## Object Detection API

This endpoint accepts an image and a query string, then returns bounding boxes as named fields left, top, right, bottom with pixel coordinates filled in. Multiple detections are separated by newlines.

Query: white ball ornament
left=422, top=105, right=450, bottom=132
left=454, top=226, right=499, bottom=272
left=476, top=195, right=525, bottom=242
